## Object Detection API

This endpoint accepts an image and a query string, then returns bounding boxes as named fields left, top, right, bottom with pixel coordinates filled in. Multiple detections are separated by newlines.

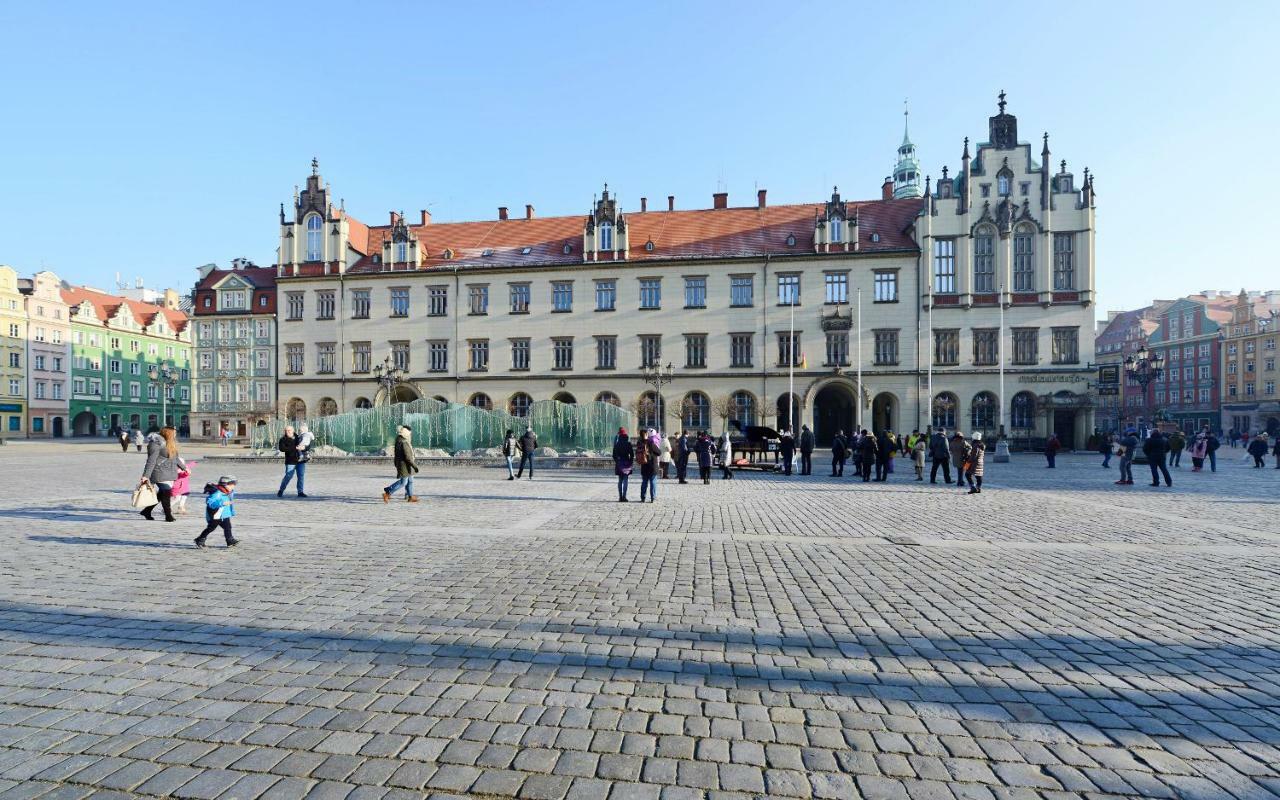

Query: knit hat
left=218, top=475, right=237, bottom=485
left=619, top=427, right=627, bottom=435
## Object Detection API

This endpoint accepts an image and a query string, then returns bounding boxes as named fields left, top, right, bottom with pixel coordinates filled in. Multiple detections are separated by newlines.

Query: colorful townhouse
left=0, top=266, right=27, bottom=437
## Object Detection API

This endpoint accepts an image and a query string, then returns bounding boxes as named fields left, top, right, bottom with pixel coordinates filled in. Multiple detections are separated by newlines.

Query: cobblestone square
left=0, top=442, right=1278, bottom=799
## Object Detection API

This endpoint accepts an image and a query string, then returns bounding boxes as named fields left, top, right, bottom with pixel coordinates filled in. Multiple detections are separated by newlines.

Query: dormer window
left=998, top=175, right=1011, bottom=196
left=829, top=218, right=842, bottom=243
left=599, top=221, right=613, bottom=251
left=305, top=214, right=323, bottom=261
left=395, top=242, right=408, bottom=263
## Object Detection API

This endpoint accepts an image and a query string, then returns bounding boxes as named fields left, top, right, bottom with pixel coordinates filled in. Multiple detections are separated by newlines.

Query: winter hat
left=218, top=475, right=237, bottom=485
left=619, top=427, right=627, bottom=435
left=972, top=432, right=983, bottom=441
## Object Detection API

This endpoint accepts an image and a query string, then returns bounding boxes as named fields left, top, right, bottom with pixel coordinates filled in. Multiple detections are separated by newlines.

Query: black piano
left=729, top=421, right=782, bottom=469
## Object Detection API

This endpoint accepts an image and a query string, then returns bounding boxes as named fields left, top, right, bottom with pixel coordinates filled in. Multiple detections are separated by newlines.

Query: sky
left=1, top=1, right=1276, bottom=317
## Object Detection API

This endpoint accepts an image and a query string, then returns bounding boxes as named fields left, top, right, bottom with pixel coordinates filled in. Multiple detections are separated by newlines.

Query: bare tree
left=711, top=394, right=736, bottom=435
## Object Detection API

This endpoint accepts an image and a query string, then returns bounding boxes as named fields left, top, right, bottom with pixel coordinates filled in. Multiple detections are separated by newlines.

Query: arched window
left=354, top=397, right=372, bottom=410
left=974, top=226, right=995, bottom=293
left=317, top=397, right=338, bottom=417
left=970, top=391, right=998, bottom=432
left=931, top=392, right=957, bottom=430
left=681, top=392, right=710, bottom=430
left=731, top=391, right=756, bottom=427
left=305, top=214, right=323, bottom=261
left=286, top=397, right=307, bottom=421
left=637, top=391, right=664, bottom=430
left=468, top=392, right=492, bottom=411
left=595, top=391, right=620, bottom=407
left=998, top=174, right=1011, bottom=196
left=552, top=392, right=577, bottom=405
left=1011, top=392, right=1036, bottom=430
left=598, top=221, right=613, bottom=251
left=1013, top=225, right=1035, bottom=292
left=508, top=392, right=532, bottom=417
left=829, top=218, right=842, bottom=243
left=395, top=241, right=408, bottom=263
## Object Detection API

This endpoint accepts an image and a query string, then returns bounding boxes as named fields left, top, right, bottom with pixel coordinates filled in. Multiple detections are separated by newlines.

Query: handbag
left=131, top=481, right=158, bottom=509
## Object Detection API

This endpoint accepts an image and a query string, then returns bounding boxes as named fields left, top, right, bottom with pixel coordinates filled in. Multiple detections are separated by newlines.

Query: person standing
left=1189, top=432, right=1208, bottom=471
left=612, top=428, right=634, bottom=501
left=965, top=432, right=986, bottom=494
left=194, top=475, right=239, bottom=549
left=1099, top=432, right=1114, bottom=468
left=717, top=430, right=734, bottom=479
left=637, top=428, right=660, bottom=502
left=1045, top=433, right=1060, bottom=468
left=1167, top=430, right=1185, bottom=468
left=501, top=429, right=518, bottom=480
left=1206, top=428, right=1220, bottom=472
left=858, top=429, right=878, bottom=482
left=1229, top=427, right=1240, bottom=448
left=798, top=425, right=815, bottom=476
left=119, top=428, right=130, bottom=452
left=132, top=427, right=145, bottom=452
left=658, top=432, right=673, bottom=479
left=929, top=429, right=952, bottom=484
left=1144, top=429, right=1173, bottom=487
left=381, top=425, right=419, bottom=502
left=1247, top=433, right=1269, bottom=468
left=911, top=435, right=926, bottom=481
left=695, top=431, right=713, bottom=484
left=949, top=431, right=970, bottom=493
left=1117, top=428, right=1139, bottom=484
left=674, top=431, right=691, bottom=484
left=831, top=430, right=848, bottom=477
left=778, top=429, right=795, bottom=476
left=138, top=426, right=186, bottom=522
left=172, top=459, right=197, bottom=515
left=874, top=431, right=891, bottom=481
left=277, top=425, right=306, bottom=498
left=1272, top=432, right=1280, bottom=469
left=515, top=426, right=537, bottom=479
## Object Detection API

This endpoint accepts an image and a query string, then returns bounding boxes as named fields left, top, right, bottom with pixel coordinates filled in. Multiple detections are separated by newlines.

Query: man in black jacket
left=831, top=430, right=848, bottom=476
left=798, top=425, right=815, bottom=475
left=874, top=431, right=891, bottom=481
left=674, top=431, right=691, bottom=484
left=1143, top=430, right=1172, bottom=487
left=928, top=429, right=951, bottom=484
left=515, top=426, right=537, bottom=479
left=858, top=430, right=878, bottom=482
left=778, top=430, right=796, bottom=476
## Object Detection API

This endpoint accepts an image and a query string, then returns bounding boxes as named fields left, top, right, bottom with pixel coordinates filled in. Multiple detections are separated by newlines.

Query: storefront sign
left=1016, top=375, right=1087, bottom=384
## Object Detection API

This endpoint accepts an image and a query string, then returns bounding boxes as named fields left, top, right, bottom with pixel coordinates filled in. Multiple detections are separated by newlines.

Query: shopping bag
left=131, top=481, right=158, bottom=509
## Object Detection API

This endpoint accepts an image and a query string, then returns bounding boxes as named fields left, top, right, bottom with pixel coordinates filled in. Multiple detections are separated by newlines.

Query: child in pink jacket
left=172, top=460, right=197, bottom=514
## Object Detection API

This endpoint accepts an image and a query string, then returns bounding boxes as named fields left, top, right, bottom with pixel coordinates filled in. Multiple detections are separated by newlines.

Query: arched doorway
left=1052, top=391, right=1083, bottom=449
left=813, top=384, right=855, bottom=446
left=317, top=398, right=338, bottom=416
left=72, top=411, right=96, bottom=437
left=871, top=393, right=897, bottom=434
left=776, top=393, right=800, bottom=434
left=52, top=417, right=64, bottom=437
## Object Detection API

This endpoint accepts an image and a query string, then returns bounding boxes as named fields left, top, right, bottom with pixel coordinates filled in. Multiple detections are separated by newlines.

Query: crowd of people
left=1098, top=425, right=1280, bottom=487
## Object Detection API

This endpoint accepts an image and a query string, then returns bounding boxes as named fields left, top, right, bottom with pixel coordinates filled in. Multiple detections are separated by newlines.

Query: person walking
left=131, top=427, right=145, bottom=452
left=501, top=429, right=518, bottom=480
left=1144, top=429, right=1173, bottom=487
left=831, top=430, right=848, bottom=477
left=964, top=432, right=986, bottom=493
left=276, top=425, right=307, bottom=498
left=1229, top=427, right=1240, bottom=448
left=194, top=475, right=238, bottom=549
left=949, top=431, right=970, bottom=492
left=929, top=429, right=952, bottom=484
left=1168, top=430, right=1185, bottom=467
left=911, top=435, right=926, bottom=481
left=778, top=429, right=795, bottom=476
left=717, top=430, right=734, bottom=479
left=1100, top=432, right=1115, bottom=468
left=119, top=428, right=130, bottom=452
left=172, top=459, right=197, bottom=515
left=858, top=429, right=878, bottom=482
left=381, top=425, right=420, bottom=502
left=638, top=428, right=660, bottom=502
left=515, top=426, right=537, bottom=479
left=798, top=425, right=815, bottom=476
left=659, top=433, right=673, bottom=479
left=612, top=427, right=634, bottom=501
left=1045, top=433, right=1061, bottom=468
left=874, top=430, right=891, bottom=481
left=1117, top=427, right=1139, bottom=484
left=695, top=431, right=714, bottom=484
left=138, top=426, right=186, bottom=522
left=1272, top=432, right=1280, bottom=469
left=675, top=431, right=691, bottom=484
left=1247, top=433, right=1269, bottom=468
left=1189, top=432, right=1208, bottom=471
left=1205, top=428, right=1220, bottom=472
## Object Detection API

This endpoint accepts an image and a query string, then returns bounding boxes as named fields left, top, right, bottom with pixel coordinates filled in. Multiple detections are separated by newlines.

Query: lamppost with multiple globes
left=641, top=361, right=674, bottom=430
left=147, top=362, right=180, bottom=429
left=373, top=355, right=407, bottom=407
left=1124, top=343, right=1165, bottom=431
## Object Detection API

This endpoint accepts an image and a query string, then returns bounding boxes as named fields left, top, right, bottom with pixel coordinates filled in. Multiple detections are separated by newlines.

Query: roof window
left=521, top=247, right=532, bottom=255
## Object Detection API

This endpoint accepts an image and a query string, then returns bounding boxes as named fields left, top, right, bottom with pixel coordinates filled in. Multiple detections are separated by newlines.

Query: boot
left=406, top=496, right=420, bottom=503
left=382, top=491, right=390, bottom=503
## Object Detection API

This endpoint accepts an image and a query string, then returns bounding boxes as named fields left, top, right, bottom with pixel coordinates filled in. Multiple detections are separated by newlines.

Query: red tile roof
left=336, top=198, right=924, bottom=274
left=193, top=265, right=278, bottom=292
left=60, top=285, right=189, bottom=334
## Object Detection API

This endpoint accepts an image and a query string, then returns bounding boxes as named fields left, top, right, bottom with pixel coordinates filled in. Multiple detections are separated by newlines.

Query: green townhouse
left=62, top=285, right=192, bottom=436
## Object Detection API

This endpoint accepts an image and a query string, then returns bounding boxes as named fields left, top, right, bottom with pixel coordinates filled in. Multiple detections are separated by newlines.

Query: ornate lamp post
left=373, top=355, right=406, bottom=407
left=147, top=362, right=180, bottom=429
left=641, top=361, right=674, bottom=430
left=1124, top=343, right=1165, bottom=462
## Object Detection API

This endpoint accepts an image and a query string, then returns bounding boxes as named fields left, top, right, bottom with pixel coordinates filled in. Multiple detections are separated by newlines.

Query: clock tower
left=893, top=103, right=923, bottom=199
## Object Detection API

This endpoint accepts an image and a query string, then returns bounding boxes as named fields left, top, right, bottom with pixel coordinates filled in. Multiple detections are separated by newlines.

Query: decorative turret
left=893, top=102, right=923, bottom=199
left=989, top=90, right=1018, bottom=149
left=583, top=184, right=627, bottom=260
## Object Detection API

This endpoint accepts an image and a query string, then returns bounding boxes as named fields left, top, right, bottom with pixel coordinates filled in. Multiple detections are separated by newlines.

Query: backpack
left=203, top=482, right=219, bottom=495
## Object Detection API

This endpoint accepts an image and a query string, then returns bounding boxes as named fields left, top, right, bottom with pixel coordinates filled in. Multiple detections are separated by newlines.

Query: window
left=972, top=329, right=999, bottom=366
left=1199, top=365, right=1211, bottom=379
left=1199, top=387, right=1211, bottom=403
left=980, top=184, right=991, bottom=198
left=428, top=286, right=448, bottom=316
left=1012, top=328, right=1038, bottom=365
left=1267, top=358, right=1276, bottom=372
left=285, top=344, right=304, bottom=374
left=316, top=291, right=335, bottom=320
left=510, top=283, right=531, bottom=313
left=730, top=276, right=754, bottom=307
left=33, top=327, right=45, bottom=342
left=1266, top=338, right=1276, bottom=351
left=395, top=241, right=408, bottom=263
left=391, top=341, right=410, bottom=371
left=873, top=271, right=898, bottom=302
left=305, top=214, right=323, bottom=261
left=468, top=285, right=489, bottom=315
left=256, top=382, right=269, bottom=403
left=730, top=334, right=753, bottom=368
left=777, top=274, right=800, bottom=305
left=998, top=175, right=1011, bottom=196
left=1246, top=383, right=1256, bottom=397
left=32, top=417, right=43, bottom=432
left=973, top=231, right=995, bottom=293
left=52, top=383, right=62, bottom=400
left=1020, top=181, right=1030, bottom=196
left=596, top=391, right=620, bottom=406
left=933, top=239, right=956, bottom=293
left=1266, top=380, right=1276, bottom=396
left=825, top=331, right=849, bottom=366
left=1053, top=233, right=1074, bottom=289
left=731, top=391, right=756, bottom=426
left=640, top=335, right=662, bottom=368
left=682, top=392, right=710, bottom=429
left=351, top=342, right=371, bottom=373
left=553, top=338, right=574, bottom=370
left=255, top=350, right=270, bottom=370
left=552, top=281, right=573, bottom=312
left=637, top=392, right=665, bottom=430
left=932, top=393, right=957, bottom=430
left=874, top=330, right=899, bottom=365
left=824, top=273, right=849, bottom=304
left=777, top=332, right=800, bottom=367
left=1051, top=327, right=1079, bottom=364
left=53, top=357, right=62, bottom=371
left=970, top=392, right=997, bottom=431
left=595, top=280, right=616, bottom=311
left=351, top=289, right=370, bottom=319
left=429, top=341, right=448, bottom=372
left=52, top=330, right=61, bottom=344
left=639, top=279, right=661, bottom=309
left=390, top=287, right=410, bottom=317
left=34, top=382, right=46, bottom=399
left=469, top=393, right=492, bottom=411
left=315, top=343, right=335, bottom=374
left=88, top=379, right=101, bottom=396
left=1011, top=393, right=1036, bottom=429
left=684, top=277, right=707, bottom=308
left=934, top=329, right=959, bottom=365
left=685, top=334, right=707, bottom=368
left=595, top=336, right=617, bottom=369
left=469, top=340, right=489, bottom=371
left=509, top=393, right=533, bottom=417
left=34, top=355, right=46, bottom=370
left=598, top=221, right=613, bottom=251
left=286, top=292, right=304, bottom=320
left=74, top=378, right=85, bottom=394
left=511, top=338, right=531, bottom=370
left=5, top=324, right=16, bottom=337
left=222, top=290, right=247, bottom=310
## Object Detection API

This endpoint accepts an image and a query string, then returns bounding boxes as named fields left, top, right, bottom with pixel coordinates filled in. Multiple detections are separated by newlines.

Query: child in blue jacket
left=195, top=475, right=239, bottom=549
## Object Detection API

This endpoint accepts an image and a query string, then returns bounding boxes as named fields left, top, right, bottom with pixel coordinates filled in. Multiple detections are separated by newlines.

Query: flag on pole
left=799, top=353, right=807, bottom=369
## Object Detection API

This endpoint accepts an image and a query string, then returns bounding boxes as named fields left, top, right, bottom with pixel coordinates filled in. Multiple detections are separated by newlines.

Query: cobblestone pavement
left=0, top=441, right=1277, bottom=799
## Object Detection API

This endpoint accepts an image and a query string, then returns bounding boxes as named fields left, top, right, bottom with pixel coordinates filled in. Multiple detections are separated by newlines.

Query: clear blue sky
left=2, top=1, right=1276, bottom=316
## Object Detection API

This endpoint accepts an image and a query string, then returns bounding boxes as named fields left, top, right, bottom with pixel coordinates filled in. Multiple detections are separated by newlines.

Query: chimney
left=389, top=211, right=399, bottom=225
left=498, top=206, right=509, bottom=221
left=668, top=195, right=675, bottom=211
left=525, top=204, right=534, bottom=220
left=640, top=197, right=647, bottom=213
left=420, top=209, right=431, bottom=225
left=881, top=178, right=894, bottom=201
left=757, top=189, right=767, bottom=209
left=713, top=192, right=728, bottom=209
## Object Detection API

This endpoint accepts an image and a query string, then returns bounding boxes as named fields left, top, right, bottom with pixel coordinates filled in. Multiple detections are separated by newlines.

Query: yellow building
left=1220, top=289, right=1280, bottom=437
left=0, top=266, right=28, bottom=437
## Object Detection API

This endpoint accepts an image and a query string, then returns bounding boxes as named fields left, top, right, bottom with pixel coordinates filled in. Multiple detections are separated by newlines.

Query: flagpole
left=855, top=288, right=862, bottom=430
left=788, top=287, right=795, bottom=433
left=995, top=279, right=1011, bottom=462
left=926, top=290, right=933, bottom=432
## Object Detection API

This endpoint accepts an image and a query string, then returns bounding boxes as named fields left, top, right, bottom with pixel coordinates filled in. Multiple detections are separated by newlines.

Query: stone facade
left=1220, top=289, right=1280, bottom=437
left=0, top=266, right=27, bottom=437
left=20, top=271, right=71, bottom=437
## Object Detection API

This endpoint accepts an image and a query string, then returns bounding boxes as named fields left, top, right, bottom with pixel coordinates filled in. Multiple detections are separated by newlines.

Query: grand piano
left=729, top=420, right=782, bottom=469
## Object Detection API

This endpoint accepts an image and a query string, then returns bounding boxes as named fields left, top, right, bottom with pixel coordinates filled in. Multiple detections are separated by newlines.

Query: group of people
left=611, top=429, right=735, bottom=501
left=1097, top=424, right=1280, bottom=487
left=134, top=424, right=238, bottom=548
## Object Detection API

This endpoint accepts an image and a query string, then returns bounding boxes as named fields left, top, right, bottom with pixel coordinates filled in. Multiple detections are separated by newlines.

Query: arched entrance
left=813, top=384, right=855, bottom=446
left=871, top=392, right=897, bottom=434
left=1049, top=390, right=1089, bottom=449
left=776, top=393, right=801, bottom=434
left=72, top=411, right=96, bottom=437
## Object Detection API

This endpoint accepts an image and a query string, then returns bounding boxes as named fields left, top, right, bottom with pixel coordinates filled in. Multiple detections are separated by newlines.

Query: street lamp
left=148, top=362, right=180, bottom=429
left=1124, top=344, right=1165, bottom=460
left=373, top=355, right=406, bottom=407
left=641, top=361, right=674, bottom=430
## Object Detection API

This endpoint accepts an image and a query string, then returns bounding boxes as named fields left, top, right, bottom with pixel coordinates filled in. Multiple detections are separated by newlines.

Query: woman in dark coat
left=1247, top=434, right=1269, bottom=468
left=612, top=428, right=634, bottom=501
left=674, top=432, right=691, bottom=484
left=381, top=426, right=419, bottom=502
left=139, top=426, right=186, bottom=521
left=695, top=432, right=714, bottom=484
